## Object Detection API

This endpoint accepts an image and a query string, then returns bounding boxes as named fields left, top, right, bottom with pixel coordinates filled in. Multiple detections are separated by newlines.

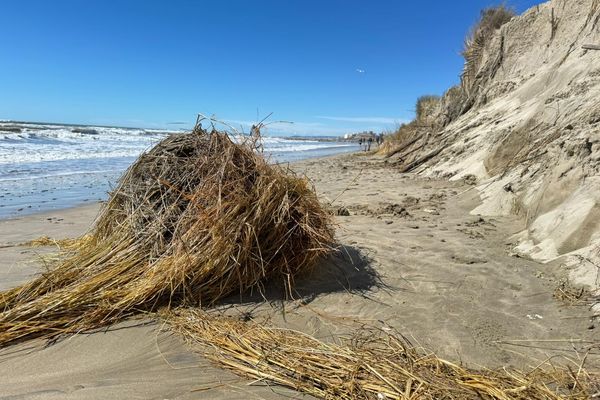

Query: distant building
left=343, top=130, right=378, bottom=141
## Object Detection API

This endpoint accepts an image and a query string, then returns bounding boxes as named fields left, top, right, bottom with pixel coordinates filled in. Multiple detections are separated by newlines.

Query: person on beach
left=367, top=137, right=373, bottom=151
left=358, top=138, right=363, bottom=150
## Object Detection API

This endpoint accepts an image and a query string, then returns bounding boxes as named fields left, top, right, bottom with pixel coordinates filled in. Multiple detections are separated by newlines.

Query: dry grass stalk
left=553, top=280, right=599, bottom=307
left=168, top=309, right=598, bottom=400
left=0, top=127, right=334, bottom=346
left=20, top=235, right=90, bottom=251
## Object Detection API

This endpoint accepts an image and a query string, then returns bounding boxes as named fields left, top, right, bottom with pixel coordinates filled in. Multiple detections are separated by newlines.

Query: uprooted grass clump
left=168, top=309, right=599, bottom=400
left=0, top=127, right=334, bottom=346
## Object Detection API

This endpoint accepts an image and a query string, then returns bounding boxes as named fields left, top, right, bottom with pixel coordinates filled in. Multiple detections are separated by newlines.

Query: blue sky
left=1, top=0, right=543, bottom=136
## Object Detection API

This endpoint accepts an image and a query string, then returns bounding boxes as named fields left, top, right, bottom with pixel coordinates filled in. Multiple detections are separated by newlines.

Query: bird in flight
left=356, top=68, right=365, bottom=74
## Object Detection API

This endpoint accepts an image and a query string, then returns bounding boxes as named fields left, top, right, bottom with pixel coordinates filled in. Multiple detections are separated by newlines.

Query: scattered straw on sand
left=168, top=309, right=598, bottom=400
left=20, top=235, right=91, bottom=251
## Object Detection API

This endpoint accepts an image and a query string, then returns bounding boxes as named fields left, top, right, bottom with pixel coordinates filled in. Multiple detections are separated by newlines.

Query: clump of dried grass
left=169, top=309, right=598, bottom=400
left=380, top=94, right=442, bottom=158
left=0, top=126, right=334, bottom=346
left=415, top=95, right=441, bottom=124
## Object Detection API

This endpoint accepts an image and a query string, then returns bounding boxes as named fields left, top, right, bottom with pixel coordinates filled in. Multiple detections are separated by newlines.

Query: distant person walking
left=367, top=137, right=373, bottom=151
left=358, top=138, right=364, bottom=151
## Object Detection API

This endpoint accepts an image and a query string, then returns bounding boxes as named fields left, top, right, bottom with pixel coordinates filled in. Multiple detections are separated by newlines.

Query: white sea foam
left=0, top=122, right=358, bottom=218
left=0, top=123, right=353, bottom=164
left=0, top=124, right=169, bottom=164
left=0, top=168, right=119, bottom=183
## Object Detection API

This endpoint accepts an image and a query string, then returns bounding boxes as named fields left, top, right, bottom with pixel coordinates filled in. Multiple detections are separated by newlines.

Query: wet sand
left=0, top=153, right=597, bottom=399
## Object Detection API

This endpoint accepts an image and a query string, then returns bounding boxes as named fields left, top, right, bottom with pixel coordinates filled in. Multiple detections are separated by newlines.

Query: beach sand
left=0, top=153, right=597, bottom=399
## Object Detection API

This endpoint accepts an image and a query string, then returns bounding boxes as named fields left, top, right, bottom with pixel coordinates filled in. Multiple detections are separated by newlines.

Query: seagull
left=356, top=68, right=365, bottom=74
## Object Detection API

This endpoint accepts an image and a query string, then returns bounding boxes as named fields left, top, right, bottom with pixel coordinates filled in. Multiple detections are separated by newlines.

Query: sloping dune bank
left=384, top=0, right=600, bottom=298
left=0, top=152, right=598, bottom=398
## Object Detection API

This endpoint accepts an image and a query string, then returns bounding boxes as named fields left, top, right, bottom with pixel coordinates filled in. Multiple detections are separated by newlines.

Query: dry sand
left=0, top=152, right=598, bottom=399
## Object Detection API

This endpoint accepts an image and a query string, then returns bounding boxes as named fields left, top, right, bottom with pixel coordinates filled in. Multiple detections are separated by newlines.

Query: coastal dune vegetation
left=383, top=5, right=516, bottom=157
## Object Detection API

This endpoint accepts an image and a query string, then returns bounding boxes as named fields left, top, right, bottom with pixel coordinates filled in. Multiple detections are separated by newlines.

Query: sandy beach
left=3, top=0, right=600, bottom=397
left=1, top=152, right=596, bottom=399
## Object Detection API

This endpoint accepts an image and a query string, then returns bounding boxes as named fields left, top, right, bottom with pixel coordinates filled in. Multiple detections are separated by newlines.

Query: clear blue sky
left=1, top=0, right=543, bottom=136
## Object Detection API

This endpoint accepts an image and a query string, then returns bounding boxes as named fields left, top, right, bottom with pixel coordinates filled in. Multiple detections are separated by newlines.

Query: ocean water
left=0, top=122, right=358, bottom=219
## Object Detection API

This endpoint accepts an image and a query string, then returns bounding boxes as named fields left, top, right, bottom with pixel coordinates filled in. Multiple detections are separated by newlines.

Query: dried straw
left=0, top=127, right=334, bottom=345
left=20, top=235, right=90, bottom=251
left=168, top=309, right=598, bottom=400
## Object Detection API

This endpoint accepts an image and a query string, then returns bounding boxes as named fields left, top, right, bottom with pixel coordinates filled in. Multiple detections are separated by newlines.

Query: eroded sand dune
left=387, top=0, right=600, bottom=297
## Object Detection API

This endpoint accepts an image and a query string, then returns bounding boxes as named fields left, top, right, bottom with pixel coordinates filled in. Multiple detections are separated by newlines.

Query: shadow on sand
left=217, top=245, right=385, bottom=307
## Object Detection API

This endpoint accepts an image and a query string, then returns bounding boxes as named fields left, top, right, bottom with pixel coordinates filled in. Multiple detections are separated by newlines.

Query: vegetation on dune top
left=382, top=5, right=516, bottom=157
left=462, top=5, right=515, bottom=93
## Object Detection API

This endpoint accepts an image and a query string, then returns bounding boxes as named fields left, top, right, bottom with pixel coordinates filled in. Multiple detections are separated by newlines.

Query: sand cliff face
left=396, top=0, right=600, bottom=289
